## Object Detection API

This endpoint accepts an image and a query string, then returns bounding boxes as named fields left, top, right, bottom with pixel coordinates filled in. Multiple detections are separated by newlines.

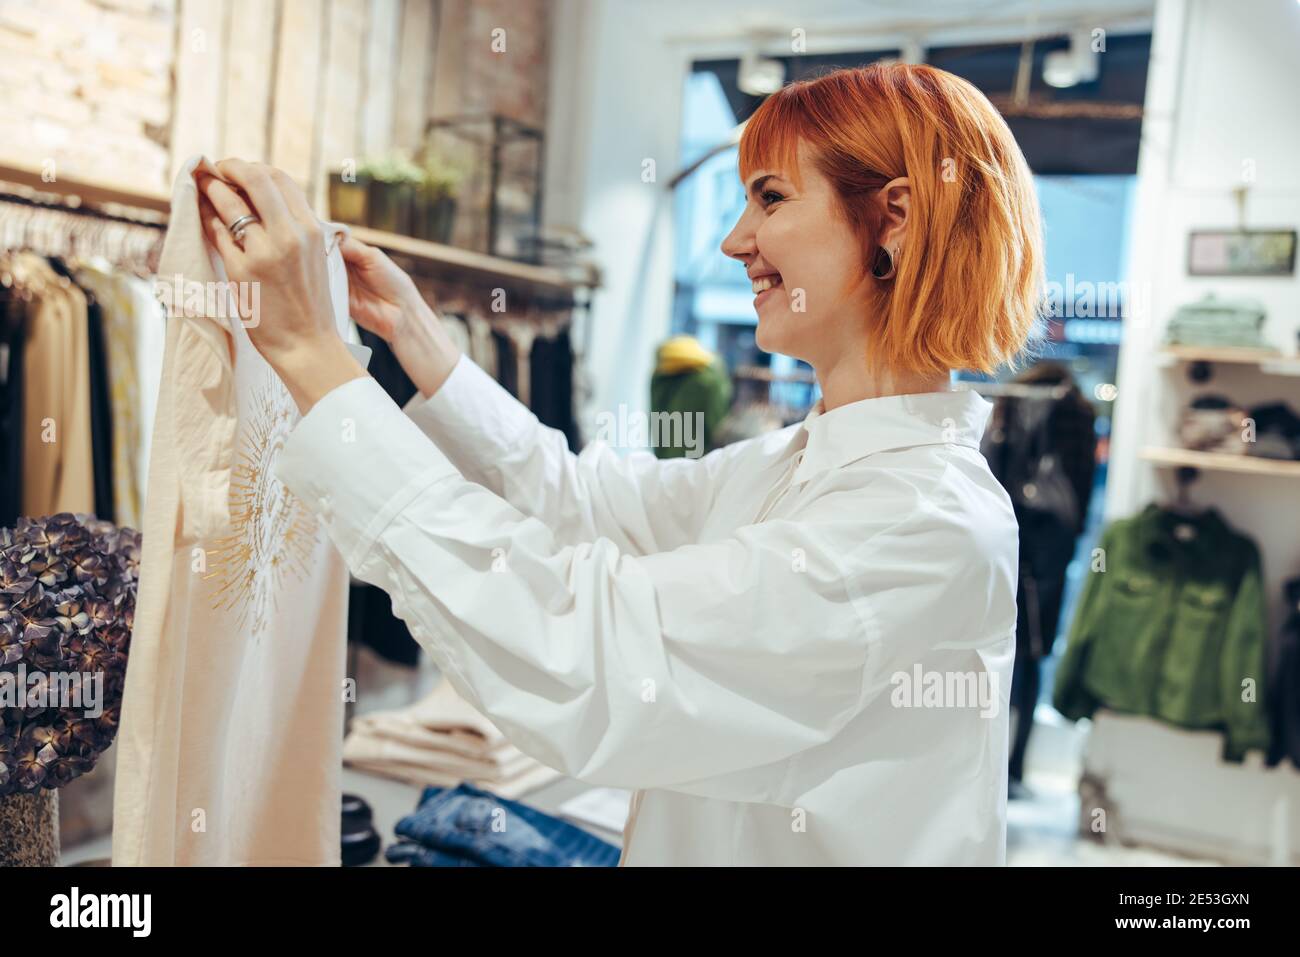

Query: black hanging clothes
left=529, top=327, right=578, bottom=452
left=84, top=295, right=116, bottom=523
left=347, top=328, right=422, bottom=667
left=492, top=328, right=518, bottom=397
left=981, top=375, right=1096, bottom=784
left=1268, top=576, right=1300, bottom=770
left=0, top=291, right=25, bottom=527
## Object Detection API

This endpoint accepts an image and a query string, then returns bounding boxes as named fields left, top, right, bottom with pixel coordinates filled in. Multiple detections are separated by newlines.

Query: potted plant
left=327, top=164, right=370, bottom=226
left=412, top=155, right=463, bottom=244
left=361, top=152, right=424, bottom=235
left=0, top=513, right=140, bottom=866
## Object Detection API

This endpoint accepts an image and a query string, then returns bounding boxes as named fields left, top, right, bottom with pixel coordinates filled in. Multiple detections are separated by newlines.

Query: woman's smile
left=750, top=271, right=784, bottom=308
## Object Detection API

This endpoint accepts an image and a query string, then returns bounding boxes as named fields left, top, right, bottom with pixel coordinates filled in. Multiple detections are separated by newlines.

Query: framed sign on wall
left=1187, top=229, right=1297, bottom=277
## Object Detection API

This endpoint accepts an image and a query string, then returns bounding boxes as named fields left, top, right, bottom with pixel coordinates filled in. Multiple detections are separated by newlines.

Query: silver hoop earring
left=871, top=245, right=897, bottom=281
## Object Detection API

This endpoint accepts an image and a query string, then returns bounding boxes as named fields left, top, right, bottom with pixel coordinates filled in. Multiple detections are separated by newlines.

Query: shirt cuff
left=275, top=375, right=458, bottom=569
left=402, top=353, right=538, bottom=463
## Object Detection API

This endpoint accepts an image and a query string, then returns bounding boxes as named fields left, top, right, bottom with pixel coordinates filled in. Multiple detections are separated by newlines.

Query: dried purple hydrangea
left=0, top=513, right=140, bottom=797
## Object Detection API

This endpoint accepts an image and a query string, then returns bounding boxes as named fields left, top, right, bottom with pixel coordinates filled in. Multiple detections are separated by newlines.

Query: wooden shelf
left=1140, top=446, right=1300, bottom=477
left=1159, top=345, right=1300, bottom=374
left=0, top=162, right=169, bottom=216
left=349, top=226, right=600, bottom=297
left=0, top=163, right=600, bottom=297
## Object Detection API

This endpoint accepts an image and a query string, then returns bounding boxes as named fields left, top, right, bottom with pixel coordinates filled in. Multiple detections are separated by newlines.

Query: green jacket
left=1053, top=504, right=1270, bottom=762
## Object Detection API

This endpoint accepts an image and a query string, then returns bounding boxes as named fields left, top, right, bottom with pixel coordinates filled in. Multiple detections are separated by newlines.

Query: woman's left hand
left=198, top=158, right=365, bottom=412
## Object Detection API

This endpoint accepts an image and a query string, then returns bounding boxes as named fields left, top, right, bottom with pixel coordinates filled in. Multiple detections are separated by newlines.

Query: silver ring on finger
left=228, top=213, right=260, bottom=247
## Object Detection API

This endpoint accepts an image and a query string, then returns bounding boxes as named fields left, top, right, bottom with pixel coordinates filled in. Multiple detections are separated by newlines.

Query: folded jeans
left=393, top=784, right=620, bottom=868
left=385, top=840, right=485, bottom=867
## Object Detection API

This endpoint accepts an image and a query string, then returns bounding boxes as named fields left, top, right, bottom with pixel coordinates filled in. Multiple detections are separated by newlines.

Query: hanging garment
left=349, top=327, right=421, bottom=667
left=75, top=264, right=145, bottom=529
left=1053, top=504, right=1271, bottom=762
left=464, top=312, right=497, bottom=377
left=14, top=253, right=95, bottom=518
left=113, top=156, right=351, bottom=866
left=127, top=273, right=166, bottom=506
left=83, top=287, right=116, bottom=523
left=273, top=353, right=1018, bottom=866
left=0, top=285, right=24, bottom=527
left=1267, top=576, right=1300, bottom=770
left=46, top=257, right=115, bottom=522
left=343, top=676, right=560, bottom=799
left=440, top=313, right=471, bottom=358
left=981, top=382, right=1096, bottom=783
left=529, top=326, right=579, bottom=452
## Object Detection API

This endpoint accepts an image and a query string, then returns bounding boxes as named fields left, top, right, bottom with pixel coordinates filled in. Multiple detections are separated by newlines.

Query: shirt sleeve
left=276, top=375, right=881, bottom=793
left=400, top=354, right=743, bottom=555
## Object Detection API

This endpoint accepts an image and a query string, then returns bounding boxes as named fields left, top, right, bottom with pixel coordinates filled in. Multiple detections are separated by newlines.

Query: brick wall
left=0, top=0, right=552, bottom=197
left=0, top=0, right=176, bottom=191
left=462, top=0, right=549, bottom=128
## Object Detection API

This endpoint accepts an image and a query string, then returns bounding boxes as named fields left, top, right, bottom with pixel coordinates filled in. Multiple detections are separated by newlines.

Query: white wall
left=544, top=0, right=686, bottom=432
left=1110, top=0, right=1300, bottom=627
left=1096, top=0, right=1300, bottom=863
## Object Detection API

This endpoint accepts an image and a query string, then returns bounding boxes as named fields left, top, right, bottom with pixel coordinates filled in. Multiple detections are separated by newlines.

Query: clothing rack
left=0, top=187, right=165, bottom=275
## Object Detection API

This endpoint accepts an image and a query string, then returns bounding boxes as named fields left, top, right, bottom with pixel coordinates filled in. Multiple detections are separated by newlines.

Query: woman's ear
left=875, top=177, right=910, bottom=255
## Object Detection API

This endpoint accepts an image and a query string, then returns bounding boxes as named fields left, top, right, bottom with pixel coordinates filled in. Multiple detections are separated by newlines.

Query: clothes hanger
left=1162, top=466, right=1206, bottom=537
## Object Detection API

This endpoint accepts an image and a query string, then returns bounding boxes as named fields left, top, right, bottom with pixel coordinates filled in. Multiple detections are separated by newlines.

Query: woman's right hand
left=339, top=234, right=461, bottom=397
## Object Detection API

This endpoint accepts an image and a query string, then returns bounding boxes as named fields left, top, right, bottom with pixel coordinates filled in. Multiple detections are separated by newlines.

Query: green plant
left=359, top=151, right=424, bottom=186
left=418, top=154, right=464, bottom=199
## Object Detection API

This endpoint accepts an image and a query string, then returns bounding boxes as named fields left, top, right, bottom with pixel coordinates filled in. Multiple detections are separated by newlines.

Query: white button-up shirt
left=275, top=354, right=1019, bottom=866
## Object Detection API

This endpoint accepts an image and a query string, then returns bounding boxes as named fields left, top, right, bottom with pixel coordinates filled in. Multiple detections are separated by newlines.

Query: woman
left=196, top=63, right=1043, bottom=866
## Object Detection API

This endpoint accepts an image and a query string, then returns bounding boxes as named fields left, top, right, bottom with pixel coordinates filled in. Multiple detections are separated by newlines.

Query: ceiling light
left=738, top=50, right=785, bottom=96
left=1043, top=28, right=1099, bottom=89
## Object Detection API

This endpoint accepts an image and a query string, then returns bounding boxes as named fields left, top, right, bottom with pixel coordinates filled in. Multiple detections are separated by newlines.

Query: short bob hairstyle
left=739, top=63, right=1044, bottom=377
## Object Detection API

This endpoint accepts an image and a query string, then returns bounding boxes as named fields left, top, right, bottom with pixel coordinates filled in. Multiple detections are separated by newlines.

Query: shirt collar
left=1134, top=502, right=1230, bottom=565
left=791, top=389, right=993, bottom=486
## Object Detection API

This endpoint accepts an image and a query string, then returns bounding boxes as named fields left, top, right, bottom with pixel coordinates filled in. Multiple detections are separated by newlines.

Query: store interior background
left=2, top=0, right=1298, bottom=866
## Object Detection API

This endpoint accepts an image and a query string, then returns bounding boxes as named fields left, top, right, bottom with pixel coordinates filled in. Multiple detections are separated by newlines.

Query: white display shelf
left=1140, top=446, right=1300, bottom=477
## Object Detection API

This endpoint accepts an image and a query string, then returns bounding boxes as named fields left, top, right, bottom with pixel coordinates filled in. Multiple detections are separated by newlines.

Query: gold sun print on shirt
left=203, top=376, right=320, bottom=639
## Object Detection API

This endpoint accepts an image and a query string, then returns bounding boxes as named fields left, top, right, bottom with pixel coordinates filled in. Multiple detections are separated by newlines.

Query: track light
left=738, top=50, right=785, bottom=96
left=1043, top=29, right=1099, bottom=89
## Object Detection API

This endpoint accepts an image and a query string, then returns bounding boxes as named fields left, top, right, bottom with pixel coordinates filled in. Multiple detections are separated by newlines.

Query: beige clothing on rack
left=441, top=314, right=471, bottom=358
left=112, top=156, right=351, bottom=866
left=465, top=312, right=498, bottom=376
left=126, top=273, right=166, bottom=504
left=14, top=253, right=95, bottom=518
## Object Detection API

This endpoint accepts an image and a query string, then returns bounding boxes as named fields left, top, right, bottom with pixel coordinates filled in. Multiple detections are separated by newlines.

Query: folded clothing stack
left=1248, top=402, right=1300, bottom=460
left=343, top=678, right=561, bottom=800
left=1178, top=394, right=1251, bottom=453
left=1164, top=294, right=1270, bottom=349
left=385, top=784, right=621, bottom=867
left=1177, top=394, right=1300, bottom=459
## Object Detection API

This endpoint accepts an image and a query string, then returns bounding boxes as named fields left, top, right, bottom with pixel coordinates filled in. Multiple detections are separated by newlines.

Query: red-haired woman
left=197, top=62, right=1043, bottom=866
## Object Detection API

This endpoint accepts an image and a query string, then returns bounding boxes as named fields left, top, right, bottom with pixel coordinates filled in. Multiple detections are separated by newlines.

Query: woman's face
left=721, top=143, right=871, bottom=365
